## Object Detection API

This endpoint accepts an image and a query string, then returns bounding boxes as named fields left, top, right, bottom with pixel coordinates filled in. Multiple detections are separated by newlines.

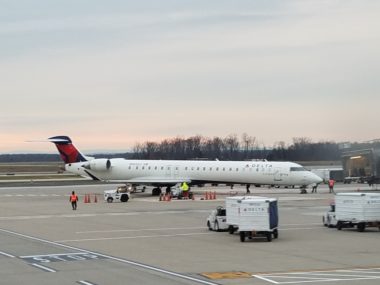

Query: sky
left=1, top=0, right=380, bottom=153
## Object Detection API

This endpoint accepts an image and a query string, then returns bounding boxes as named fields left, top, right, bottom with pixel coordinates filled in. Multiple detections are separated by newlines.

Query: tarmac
left=0, top=182, right=379, bottom=285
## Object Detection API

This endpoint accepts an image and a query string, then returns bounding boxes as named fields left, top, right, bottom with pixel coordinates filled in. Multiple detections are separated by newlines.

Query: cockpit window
left=290, top=167, right=307, bottom=172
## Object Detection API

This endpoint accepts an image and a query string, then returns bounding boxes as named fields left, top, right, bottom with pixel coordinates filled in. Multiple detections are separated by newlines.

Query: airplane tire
left=152, top=188, right=161, bottom=196
left=239, top=232, right=245, bottom=242
left=357, top=222, right=366, bottom=232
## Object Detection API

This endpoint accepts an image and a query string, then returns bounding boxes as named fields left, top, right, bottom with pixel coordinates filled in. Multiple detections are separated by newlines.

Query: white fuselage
left=66, top=159, right=322, bottom=186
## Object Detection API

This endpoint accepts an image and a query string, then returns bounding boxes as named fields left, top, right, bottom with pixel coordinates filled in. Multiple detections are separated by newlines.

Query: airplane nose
left=313, top=174, right=323, bottom=184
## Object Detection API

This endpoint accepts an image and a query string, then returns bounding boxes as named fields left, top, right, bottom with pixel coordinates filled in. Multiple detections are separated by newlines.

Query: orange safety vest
left=70, top=194, right=78, bottom=202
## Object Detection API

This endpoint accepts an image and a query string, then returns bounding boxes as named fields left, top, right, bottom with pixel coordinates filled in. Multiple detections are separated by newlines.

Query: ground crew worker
left=181, top=182, right=189, bottom=198
left=311, top=182, right=319, bottom=193
left=328, top=179, right=335, bottom=193
left=70, top=191, right=78, bottom=210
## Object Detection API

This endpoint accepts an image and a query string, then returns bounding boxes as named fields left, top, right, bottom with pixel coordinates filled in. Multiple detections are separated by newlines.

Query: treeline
left=2, top=135, right=379, bottom=163
left=131, top=135, right=341, bottom=161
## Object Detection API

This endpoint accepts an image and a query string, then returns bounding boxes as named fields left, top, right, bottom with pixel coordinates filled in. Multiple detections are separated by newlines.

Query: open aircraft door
left=274, top=168, right=283, bottom=182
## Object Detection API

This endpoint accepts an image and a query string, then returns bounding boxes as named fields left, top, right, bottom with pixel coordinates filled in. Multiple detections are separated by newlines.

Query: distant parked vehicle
left=323, top=203, right=337, bottom=228
left=335, top=193, right=380, bottom=232
left=207, top=206, right=228, bottom=231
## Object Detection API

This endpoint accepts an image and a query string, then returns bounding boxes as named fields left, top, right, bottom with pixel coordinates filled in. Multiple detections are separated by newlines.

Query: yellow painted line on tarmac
left=201, top=271, right=252, bottom=279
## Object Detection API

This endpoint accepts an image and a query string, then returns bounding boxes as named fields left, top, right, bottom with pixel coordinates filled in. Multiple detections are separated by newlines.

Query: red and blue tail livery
left=48, top=136, right=88, bottom=164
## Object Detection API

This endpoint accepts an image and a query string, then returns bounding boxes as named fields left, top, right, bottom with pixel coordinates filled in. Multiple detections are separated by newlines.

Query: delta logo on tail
left=48, top=136, right=88, bottom=164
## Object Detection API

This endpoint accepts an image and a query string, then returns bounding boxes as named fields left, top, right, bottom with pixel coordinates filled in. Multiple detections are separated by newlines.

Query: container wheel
left=337, top=221, right=343, bottom=230
left=273, top=229, right=278, bottom=239
left=107, top=197, right=113, bottom=203
left=228, top=226, right=235, bottom=235
left=207, top=221, right=212, bottom=231
left=239, top=232, right=245, bottom=242
left=266, top=232, right=272, bottom=242
left=357, top=222, right=366, bottom=232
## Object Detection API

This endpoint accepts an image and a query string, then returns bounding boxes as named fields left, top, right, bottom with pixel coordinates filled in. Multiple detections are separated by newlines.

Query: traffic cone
left=87, top=194, right=91, bottom=203
left=213, top=191, right=216, bottom=200
left=84, top=194, right=88, bottom=203
left=94, top=194, right=98, bottom=203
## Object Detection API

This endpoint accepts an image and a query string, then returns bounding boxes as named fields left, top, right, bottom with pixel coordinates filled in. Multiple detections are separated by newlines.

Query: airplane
left=48, top=135, right=322, bottom=195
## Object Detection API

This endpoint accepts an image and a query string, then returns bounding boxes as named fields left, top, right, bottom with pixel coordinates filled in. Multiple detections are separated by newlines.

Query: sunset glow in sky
left=1, top=1, right=380, bottom=153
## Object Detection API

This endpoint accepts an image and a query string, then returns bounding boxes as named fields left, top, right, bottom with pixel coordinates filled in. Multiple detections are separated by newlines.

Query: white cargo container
left=237, top=198, right=279, bottom=242
left=225, top=196, right=264, bottom=234
left=335, top=192, right=380, bottom=232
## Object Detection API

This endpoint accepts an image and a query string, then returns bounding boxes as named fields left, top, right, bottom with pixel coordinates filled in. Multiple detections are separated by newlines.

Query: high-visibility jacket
left=181, top=182, right=189, bottom=191
left=70, top=194, right=78, bottom=202
left=328, top=179, right=335, bottom=187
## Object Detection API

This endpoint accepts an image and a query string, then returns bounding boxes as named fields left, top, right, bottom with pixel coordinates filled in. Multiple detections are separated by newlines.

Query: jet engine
left=83, top=159, right=111, bottom=171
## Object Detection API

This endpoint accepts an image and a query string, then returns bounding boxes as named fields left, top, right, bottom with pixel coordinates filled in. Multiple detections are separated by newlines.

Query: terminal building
left=341, top=146, right=380, bottom=185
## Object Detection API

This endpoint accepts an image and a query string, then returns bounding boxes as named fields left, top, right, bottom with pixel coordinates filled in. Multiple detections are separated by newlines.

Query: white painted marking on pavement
left=254, top=268, right=380, bottom=284
left=253, top=275, right=280, bottom=284
left=76, top=226, right=204, bottom=234
left=280, top=227, right=321, bottom=231
left=20, top=252, right=91, bottom=258
left=30, top=263, right=56, bottom=273
left=0, top=228, right=219, bottom=285
left=78, top=281, right=96, bottom=285
left=0, top=251, right=15, bottom=258
left=0, top=209, right=209, bottom=221
left=56, top=232, right=213, bottom=242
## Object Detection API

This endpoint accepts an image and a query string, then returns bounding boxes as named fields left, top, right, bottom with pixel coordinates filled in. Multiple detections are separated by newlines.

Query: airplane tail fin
left=48, top=136, right=90, bottom=164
